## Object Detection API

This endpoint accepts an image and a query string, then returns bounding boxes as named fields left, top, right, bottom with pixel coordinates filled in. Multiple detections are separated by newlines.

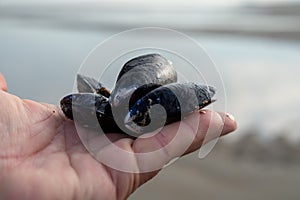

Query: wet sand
left=130, top=139, right=300, bottom=200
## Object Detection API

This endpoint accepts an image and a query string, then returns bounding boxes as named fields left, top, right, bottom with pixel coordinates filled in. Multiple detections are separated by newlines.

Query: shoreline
left=1, top=3, right=300, bottom=41
left=1, top=18, right=300, bottom=42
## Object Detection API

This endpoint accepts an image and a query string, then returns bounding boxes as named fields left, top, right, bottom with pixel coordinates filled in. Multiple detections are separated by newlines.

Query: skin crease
left=0, top=73, right=236, bottom=200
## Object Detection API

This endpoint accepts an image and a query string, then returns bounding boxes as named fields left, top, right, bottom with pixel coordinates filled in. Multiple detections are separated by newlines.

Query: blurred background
left=1, top=0, right=300, bottom=199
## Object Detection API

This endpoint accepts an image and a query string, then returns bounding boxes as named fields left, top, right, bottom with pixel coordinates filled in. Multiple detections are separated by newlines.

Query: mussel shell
left=128, top=83, right=162, bottom=109
left=77, top=74, right=110, bottom=98
left=110, top=54, right=177, bottom=108
left=109, top=54, right=178, bottom=135
left=60, top=93, right=122, bottom=133
left=60, top=54, right=217, bottom=137
left=124, top=83, right=216, bottom=135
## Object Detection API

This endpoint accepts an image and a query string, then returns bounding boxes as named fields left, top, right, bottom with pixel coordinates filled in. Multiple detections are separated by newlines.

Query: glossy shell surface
left=110, top=54, right=177, bottom=108
left=60, top=53, right=216, bottom=136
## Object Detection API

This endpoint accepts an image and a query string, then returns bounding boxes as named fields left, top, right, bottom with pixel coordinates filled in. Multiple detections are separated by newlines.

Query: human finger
left=0, top=73, right=8, bottom=92
left=131, top=110, right=236, bottom=172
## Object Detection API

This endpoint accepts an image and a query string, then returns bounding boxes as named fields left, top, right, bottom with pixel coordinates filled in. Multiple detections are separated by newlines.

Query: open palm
left=0, top=74, right=236, bottom=200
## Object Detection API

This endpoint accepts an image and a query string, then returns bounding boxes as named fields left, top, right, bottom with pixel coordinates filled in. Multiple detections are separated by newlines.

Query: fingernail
left=199, top=110, right=206, bottom=114
left=226, top=113, right=235, bottom=121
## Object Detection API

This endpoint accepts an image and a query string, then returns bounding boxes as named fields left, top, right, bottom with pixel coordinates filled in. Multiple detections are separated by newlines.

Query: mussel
left=60, top=53, right=216, bottom=137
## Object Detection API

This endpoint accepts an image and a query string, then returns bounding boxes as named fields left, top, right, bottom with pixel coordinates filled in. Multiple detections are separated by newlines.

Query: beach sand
left=130, top=139, right=300, bottom=200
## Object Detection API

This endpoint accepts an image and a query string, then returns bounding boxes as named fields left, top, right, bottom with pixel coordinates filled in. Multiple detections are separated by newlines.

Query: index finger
left=132, top=110, right=236, bottom=171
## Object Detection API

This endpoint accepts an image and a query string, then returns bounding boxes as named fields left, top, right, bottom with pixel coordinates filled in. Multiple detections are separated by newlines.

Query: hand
left=0, top=73, right=236, bottom=200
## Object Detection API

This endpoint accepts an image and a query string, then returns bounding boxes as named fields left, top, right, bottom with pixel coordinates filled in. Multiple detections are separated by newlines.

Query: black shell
left=110, top=54, right=177, bottom=108
left=60, top=93, right=122, bottom=133
left=108, top=53, right=179, bottom=135
left=60, top=53, right=216, bottom=137
left=124, top=83, right=216, bottom=135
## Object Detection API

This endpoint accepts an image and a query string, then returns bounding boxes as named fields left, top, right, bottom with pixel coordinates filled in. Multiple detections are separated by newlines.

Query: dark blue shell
left=124, top=83, right=216, bottom=135
left=110, top=54, right=177, bottom=108
left=60, top=93, right=122, bottom=133
left=60, top=53, right=216, bottom=136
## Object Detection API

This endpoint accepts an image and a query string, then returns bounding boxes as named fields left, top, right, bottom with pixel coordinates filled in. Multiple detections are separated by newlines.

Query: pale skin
left=0, top=73, right=236, bottom=200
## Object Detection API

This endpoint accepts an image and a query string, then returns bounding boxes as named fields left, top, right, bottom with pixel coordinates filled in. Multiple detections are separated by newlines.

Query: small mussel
left=77, top=74, right=111, bottom=98
left=60, top=53, right=216, bottom=137
left=60, top=92, right=122, bottom=133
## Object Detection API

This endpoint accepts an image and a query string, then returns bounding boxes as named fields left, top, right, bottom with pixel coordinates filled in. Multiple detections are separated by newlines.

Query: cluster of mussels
left=60, top=54, right=216, bottom=137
